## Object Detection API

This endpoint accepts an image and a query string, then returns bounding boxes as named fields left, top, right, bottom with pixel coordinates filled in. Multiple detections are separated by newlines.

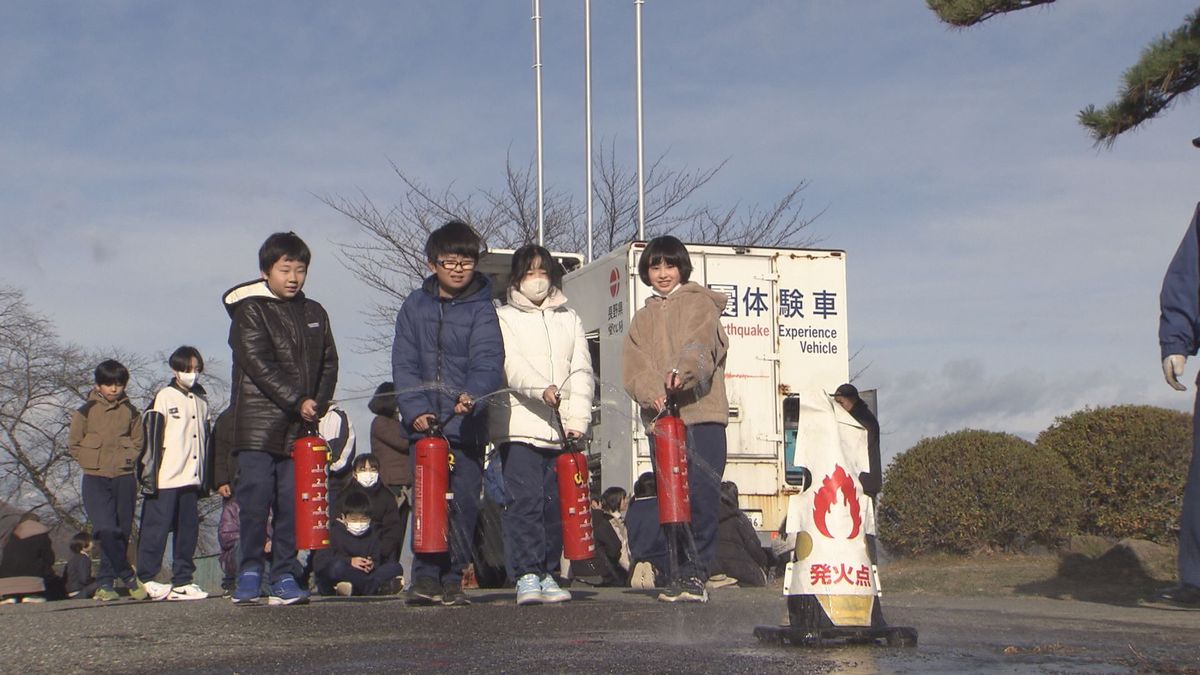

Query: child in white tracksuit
left=490, top=244, right=594, bottom=605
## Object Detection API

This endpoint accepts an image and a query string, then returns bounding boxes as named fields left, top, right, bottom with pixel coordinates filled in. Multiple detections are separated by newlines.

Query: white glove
left=1163, top=355, right=1188, bottom=391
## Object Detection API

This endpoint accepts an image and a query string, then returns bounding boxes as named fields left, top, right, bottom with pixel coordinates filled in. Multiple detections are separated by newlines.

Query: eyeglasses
left=436, top=259, right=476, bottom=271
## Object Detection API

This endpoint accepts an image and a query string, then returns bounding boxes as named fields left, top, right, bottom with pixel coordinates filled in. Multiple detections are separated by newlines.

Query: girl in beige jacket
left=623, top=235, right=730, bottom=603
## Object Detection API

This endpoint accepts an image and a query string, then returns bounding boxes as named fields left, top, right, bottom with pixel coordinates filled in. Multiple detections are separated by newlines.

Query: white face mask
left=355, top=470, right=379, bottom=488
left=343, top=519, right=370, bottom=536
left=519, top=277, right=551, bottom=302
left=176, top=371, right=198, bottom=389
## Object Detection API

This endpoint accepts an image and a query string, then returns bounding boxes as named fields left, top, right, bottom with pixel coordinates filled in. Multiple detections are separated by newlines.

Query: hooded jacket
left=140, top=380, right=211, bottom=494
left=489, top=286, right=593, bottom=450
left=715, top=491, right=769, bottom=586
left=391, top=273, right=504, bottom=447
left=623, top=281, right=730, bottom=427
left=68, top=390, right=143, bottom=478
left=222, top=279, right=339, bottom=457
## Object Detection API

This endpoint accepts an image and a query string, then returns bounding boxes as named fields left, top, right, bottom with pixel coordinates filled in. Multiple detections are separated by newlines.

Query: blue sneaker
left=268, top=574, right=310, bottom=606
left=232, top=569, right=262, bottom=605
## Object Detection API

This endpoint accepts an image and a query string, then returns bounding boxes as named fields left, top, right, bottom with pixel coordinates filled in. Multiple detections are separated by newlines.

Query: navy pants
left=81, top=473, right=136, bottom=588
left=411, top=444, right=482, bottom=587
left=649, top=422, right=727, bottom=581
left=499, top=442, right=563, bottom=579
left=1181, top=395, right=1200, bottom=588
left=318, top=559, right=404, bottom=595
left=236, top=451, right=299, bottom=583
left=137, top=486, right=200, bottom=586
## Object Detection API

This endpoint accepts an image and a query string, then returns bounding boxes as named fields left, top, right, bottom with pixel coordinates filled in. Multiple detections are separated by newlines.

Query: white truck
left=560, top=242, right=850, bottom=535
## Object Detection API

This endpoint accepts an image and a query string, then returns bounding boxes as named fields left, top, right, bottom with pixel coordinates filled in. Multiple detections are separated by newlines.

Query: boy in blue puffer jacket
left=392, top=220, right=504, bottom=606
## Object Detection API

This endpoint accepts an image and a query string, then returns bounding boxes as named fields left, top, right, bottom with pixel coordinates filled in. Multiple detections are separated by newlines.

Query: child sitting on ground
left=316, top=492, right=403, bottom=596
left=65, top=531, right=98, bottom=599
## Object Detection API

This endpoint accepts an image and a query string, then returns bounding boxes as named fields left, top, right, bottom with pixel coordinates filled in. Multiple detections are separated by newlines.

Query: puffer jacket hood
left=489, top=285, right=593, bottom=449
left=222, top=277, right=338, bottom=456
left=391, top=272, right=504, bottom=447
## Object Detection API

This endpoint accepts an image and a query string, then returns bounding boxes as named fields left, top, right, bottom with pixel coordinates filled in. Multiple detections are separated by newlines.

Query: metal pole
left=585, top=0, right=594, bottom=262
left=634, top=0, right=646, bottom=240
left=533, top=0, right=545, bottom=245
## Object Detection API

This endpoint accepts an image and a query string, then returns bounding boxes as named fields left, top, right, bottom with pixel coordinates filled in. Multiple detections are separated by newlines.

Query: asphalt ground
left=3, top=585, right=1200, bottom=673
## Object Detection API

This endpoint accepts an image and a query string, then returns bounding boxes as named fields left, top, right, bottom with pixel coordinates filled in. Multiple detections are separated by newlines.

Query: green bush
left=1036, top=405, right=1190, bottom=543
left=879, top=429, right=1080, bottom=555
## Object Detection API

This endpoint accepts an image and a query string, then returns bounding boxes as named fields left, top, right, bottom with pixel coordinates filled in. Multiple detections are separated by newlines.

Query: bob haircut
left=94, top=359, right=130, bottom=386
left=352, top=453, right=381, bottom=472
left=368, top=382, right=398, bottom=417
left=601, top=486, right=627, bottom=513
left=508, top=244, right=564, bottom=292
left=70, top=531, right=92, bottom=554
left=339, top=491, right=372, bottom=518
left=168, top=346, right=204, bottom=373
left=425, top=220, right=483, bottom=263
left=637, top=235, right=692, bottom=286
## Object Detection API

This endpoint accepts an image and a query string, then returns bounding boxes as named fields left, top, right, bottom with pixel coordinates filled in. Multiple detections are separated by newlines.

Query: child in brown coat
left=623, top=236, right=730, bottom=603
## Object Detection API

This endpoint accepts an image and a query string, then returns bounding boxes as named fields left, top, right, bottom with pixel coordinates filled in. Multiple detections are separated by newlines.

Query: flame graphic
left=812, top=465, right=862, bottom=539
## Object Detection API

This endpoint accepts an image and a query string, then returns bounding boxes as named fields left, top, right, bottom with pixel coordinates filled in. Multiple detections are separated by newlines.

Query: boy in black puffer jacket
left=222, top=232, right=338, bottom=606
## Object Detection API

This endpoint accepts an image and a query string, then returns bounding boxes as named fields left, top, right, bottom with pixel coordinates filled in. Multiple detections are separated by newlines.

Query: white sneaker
left=540, top=575, right=571, bottom=603
left=144, top=580, right=173, bottom=601
left=515, top=573, right=544, bottom=605
left=21, top=596, right=46, bottom=604
left=334, top=581, right=353, bottom=597
left=166, top=583, right=208, bottom=601
left=629, top=561, right=656, bottom=589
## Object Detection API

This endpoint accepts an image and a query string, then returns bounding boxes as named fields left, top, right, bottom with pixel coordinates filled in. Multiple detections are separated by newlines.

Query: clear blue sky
left=2, top=1, right=1198, bottom=467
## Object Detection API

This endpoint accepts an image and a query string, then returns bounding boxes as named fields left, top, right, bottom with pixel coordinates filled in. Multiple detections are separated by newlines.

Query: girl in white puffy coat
left=490, top=244, right=594, bottom=605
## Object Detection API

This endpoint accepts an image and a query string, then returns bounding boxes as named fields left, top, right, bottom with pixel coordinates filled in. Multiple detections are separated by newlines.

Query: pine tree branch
left=927, top=0, right=1056, bottom=27
left=1079, top=9, right=1200, bottom=147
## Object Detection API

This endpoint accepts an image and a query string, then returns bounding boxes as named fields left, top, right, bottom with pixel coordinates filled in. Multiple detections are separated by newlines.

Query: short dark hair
left=633, top=471, right=657, bottom=499
left=637, top=236, right=692, bottom=286
left=168, top=346, right=204, bottom=373
left=339, top=491, right=372, bottom=518
left=368, top=382, right=397, bottom=417
left=70, top=531, right=92, bottom=553
left=352, top=453, right=380, bottom=472
left=508, top=244, right=564, bottom=292
left=258, top=231, right=311, bottom=273
left=601, top=486, right=627, bottom=513
left=94, top=359, right=130, bottom=386
left=425, top=220, right=483, bottom=263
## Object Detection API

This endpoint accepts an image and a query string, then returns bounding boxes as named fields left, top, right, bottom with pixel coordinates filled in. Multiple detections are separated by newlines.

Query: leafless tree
left=326, top=142, right=821, bottom=352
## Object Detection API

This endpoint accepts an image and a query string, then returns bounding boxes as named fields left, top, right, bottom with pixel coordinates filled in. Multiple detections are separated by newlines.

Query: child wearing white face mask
left=136, top=346, right=212, bottom=601
left=332, top=454, right=405, bottom=570
left=490, top=244, right=594, bottom=606
left=316, top=491, right=405, bottom=596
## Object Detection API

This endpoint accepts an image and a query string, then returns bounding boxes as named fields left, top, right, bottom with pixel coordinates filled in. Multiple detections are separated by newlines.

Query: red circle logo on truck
left=610, top=268, right=620, bottom=297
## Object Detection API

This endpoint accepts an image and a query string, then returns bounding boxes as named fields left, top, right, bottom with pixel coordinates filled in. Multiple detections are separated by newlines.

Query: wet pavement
left=3, top=585, right=1199, bottom=673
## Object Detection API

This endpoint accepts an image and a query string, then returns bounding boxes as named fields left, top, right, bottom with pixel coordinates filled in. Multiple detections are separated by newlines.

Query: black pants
left=137, top=486, right=200, bottom=585
left=81, top=474, right=136, bottom=588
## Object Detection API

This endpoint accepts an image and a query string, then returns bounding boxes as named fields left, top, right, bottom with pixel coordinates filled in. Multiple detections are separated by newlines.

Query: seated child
left=65, top=532, right=98, bottom=599
left=625, top=472, right=669, bottom=589
left=0, top=513, right=62, bottom=603
left=316, top=492, right=403, bottom=596
left=334, top=454, right=404, bottom=565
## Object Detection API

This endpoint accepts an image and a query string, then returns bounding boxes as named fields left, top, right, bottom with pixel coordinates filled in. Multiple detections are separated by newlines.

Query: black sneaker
left=678, top=577, right=708, bottom=603
left=1155, top=584, right=1200, bottom=606
left=441, top=580, right=470, bottom=606
left=657, top=580, right=684, bottom=603
left=406, top=577, right=442, bottom=606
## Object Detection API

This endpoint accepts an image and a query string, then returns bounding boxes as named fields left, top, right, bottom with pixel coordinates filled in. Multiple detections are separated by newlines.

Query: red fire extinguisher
left=413, top=420, right=451, bottom=553
left=556, top=437, right=596, bottom=561
left=653, top=397, right=691, bottom=524
left=292, top=431, right=331, bottom=550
